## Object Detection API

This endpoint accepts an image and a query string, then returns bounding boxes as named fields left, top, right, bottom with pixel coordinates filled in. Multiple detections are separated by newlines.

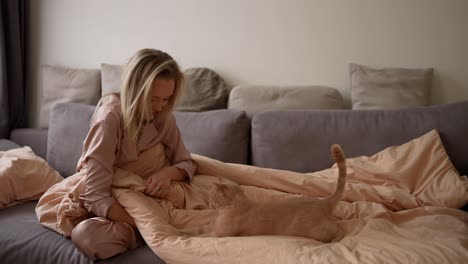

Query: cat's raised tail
left=327, top=144, right=347, bottom=208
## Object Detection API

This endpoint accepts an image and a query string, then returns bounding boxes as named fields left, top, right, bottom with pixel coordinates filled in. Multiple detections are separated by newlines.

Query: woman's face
left=151, top=78, right=175, bottom=115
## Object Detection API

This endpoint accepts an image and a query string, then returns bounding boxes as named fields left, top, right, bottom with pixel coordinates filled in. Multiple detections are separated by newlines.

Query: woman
left=37, top=48, right=196, bottom=260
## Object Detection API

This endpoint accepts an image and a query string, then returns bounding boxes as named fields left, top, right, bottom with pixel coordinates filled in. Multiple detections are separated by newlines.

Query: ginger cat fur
left=181, top=144, right=347, bottom=242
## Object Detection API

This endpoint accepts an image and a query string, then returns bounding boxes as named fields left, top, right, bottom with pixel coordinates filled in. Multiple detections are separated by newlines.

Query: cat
left=181, top=144, right=347, bottom=242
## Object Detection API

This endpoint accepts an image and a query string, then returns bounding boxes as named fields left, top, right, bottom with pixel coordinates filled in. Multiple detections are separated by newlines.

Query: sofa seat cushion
left=0, top=202, right=92, bottom=264
left=251, top=100, right=468, bottom=175
left=0, top=202, right=165, bottom=264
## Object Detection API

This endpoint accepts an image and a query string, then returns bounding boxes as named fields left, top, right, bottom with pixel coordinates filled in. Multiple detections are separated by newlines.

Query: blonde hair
left=120, top=48, right=184, bottom=142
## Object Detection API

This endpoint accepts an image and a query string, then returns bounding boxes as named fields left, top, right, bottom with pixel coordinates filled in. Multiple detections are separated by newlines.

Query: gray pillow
left=350, top=63, right=433, bottom=110
left=176, top=68, right=230, bottom=111
left=46, top=103, right=95, bottom=177
left=39, top=65, right=101, bottom=128
left=174, top=110, right=249, bottom=164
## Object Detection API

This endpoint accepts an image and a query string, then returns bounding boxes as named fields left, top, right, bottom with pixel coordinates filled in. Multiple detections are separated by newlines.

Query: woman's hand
left=144, top=166, right=185, bottom=198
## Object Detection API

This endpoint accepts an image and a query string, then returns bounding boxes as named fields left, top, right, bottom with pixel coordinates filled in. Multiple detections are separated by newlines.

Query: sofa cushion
left=46, top=102, right=250, bottom=177
left=251, top=100, right=468, bottom=175
left=47, top=103, right=96, bottom=177
left=39, top=65, right=101, bottom=128
left=10, top=128, right=48, bottom=159
left=175, top=68, right=230, bottom=112
left=0, top=147, right=62, bottom=209
left=0, top=202, right=165, bottom=264
left=101, top=66, right=231, bottom=112
left=101, top=63, right=124, bottom=96
left=228, top=85, right=344, bottom=118
left=174, top=109, right=249, bottom=164
left=350, top=63, right=433, bottom=110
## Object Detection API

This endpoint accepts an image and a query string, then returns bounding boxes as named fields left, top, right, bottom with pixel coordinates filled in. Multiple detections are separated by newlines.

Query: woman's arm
left=80, top=105, right=135, bottom=226
left=145, top=114, right=196, bottom=198
left=162, top=114, right=197, bottom=179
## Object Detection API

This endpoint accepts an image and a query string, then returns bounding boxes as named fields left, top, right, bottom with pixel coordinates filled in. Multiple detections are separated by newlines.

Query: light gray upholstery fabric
left=46, top=103, right=95, bottom=177
left=101, top=245, right=165, bottom=264
left=0, top=202, right=93, bottom=264
left=10, top=128, right=48, bottom=159
left=0, top=202, right=166, bottom=264
left=174, top=110, right=250, bottom=164
left=46, top=103, right=249, bottom=177
left=350, top=63, right=433, bottom=110
left=229, top=85, right=344, bottom=118
left=175, top=68, right=230, bottom=112
left=0, top=139, right=20, bottom=151
left=251, top=100, right=468, bottom=175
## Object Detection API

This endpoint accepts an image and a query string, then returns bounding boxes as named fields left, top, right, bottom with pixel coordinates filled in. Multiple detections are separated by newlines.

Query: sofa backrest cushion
left=47, top=103, right=95, bottom=177
left=251, top=100, right=468, bottom=175
left=47, top=103, right=250, bottom=177
left=174, top=110, right=250, bottom=164
left=10, top=128, right=49, bottom=159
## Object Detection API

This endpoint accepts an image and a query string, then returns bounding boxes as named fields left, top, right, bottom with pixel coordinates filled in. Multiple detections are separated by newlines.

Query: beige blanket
left=37, top=130, right=468, bottom=263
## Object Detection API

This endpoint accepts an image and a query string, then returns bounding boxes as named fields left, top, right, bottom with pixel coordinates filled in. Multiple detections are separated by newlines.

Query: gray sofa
left=1, top=100, right=468, bottom=264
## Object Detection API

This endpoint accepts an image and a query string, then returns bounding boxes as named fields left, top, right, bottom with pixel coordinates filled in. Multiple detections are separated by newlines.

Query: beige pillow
left=350, top=63, right=433, bottom=110
left=228, top=85, right=344, bottom=118
left=39, top=65, right=101, bottom=128
left=0, top=146, right=63, bottom=209
left=101, top=63, right=124, bottom=96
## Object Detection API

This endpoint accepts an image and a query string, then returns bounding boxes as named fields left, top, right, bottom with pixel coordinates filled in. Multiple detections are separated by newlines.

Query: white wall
left=29, top=0, right=468, bottom=126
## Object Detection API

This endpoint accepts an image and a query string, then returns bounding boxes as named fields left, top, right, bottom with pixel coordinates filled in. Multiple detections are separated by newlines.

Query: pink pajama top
left=76, top=94, right=196, bottom=217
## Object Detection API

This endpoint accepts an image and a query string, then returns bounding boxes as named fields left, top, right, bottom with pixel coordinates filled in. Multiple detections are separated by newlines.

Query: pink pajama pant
left=71, top=217, right=143, bottom=261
